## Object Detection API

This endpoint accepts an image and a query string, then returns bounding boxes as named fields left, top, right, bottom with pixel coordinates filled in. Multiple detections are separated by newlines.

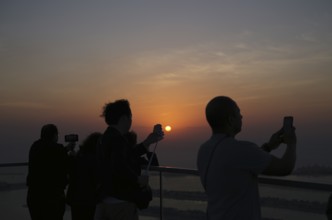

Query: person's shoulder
left=101, top=127, right=117, bottom=140
left=101, top=127, right=125, bottom=149
left=30, top=139, right=41, bottom=146
left=30, top=139, right=50, bottom=149
left=56, top=143, right=65, bottom=148
left=199, top=138, right=217, bottom=152
left=29, top=139, right=43, bottom=152
left=232, top=139, right=258, bottom=148
left=200, top=139, right=212, bottom=147
left=104, top=127, right=122, bottom=138
left=198, top=139, right=212, bottom=154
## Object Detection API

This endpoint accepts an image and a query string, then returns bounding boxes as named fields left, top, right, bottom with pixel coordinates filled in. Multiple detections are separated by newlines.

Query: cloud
left=234, top=43, right=250, bottom=50
left=298, top=33, right=317, bottom=43
left=0, top=101, right=51, bottom=109
left=101, top=40, right=332, bottom=103
left=132, top=46, right=237, bottom=78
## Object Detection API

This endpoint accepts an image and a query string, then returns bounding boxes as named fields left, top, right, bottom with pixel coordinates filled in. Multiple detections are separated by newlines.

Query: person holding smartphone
left=95, top=99, right=164, bottom=220
left=197, top=96, right=297, bottom=220
left=26, top=124, right=73, bottom=220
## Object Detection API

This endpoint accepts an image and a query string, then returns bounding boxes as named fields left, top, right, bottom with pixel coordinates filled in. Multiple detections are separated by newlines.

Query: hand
left=142, top=132, right=164, bottom=149
left=267, top=129, right=284, bottom=151
left=138, top=175, right=149, bottom=188
left=65, top=142, right=76, bottom=152
left=67, top=150, right=76, bottom=156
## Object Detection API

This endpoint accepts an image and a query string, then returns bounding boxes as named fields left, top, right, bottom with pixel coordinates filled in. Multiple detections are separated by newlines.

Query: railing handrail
left=0, top=162, right=28, bottom=167
left=2, top=162, right=332, bottom=191
left=150, top=165, right=332, bottom=192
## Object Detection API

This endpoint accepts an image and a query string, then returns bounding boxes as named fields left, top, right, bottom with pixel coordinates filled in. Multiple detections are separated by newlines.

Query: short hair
left=101, top=99, right=132, bottom=125
left=205, top=96, right=238, bottom=130
left=40, top=124, right=58, bottom=140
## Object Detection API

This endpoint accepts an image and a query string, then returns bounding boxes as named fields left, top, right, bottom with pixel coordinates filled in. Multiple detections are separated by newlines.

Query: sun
left=165, top=125, right=172, bottom=132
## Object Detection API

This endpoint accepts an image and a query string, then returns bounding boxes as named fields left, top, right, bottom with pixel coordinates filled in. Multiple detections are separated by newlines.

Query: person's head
left=40, top=124, right=58, bottom=142
left=205, top=96, right=242, bottom=136
left=101, top=99, right=132, bottom=133
left=79, top=132, right=102, bottom=154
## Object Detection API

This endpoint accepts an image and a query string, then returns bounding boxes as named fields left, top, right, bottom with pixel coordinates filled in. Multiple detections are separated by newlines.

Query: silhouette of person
left=197, top=96, right=297, bottom=220
left=94, top=99, right=164, bottom=220
left=66, top=132, right=102, bottom=220
left=26, top=124, right=74, bottom=220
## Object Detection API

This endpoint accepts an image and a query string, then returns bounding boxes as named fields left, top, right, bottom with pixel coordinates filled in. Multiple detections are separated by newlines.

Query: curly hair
left=101, top=99, right=132, bottom=126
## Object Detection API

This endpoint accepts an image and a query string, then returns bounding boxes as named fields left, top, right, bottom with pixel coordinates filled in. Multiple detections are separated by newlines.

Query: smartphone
left=64, top=134, right=79, bottom=142
left=283, top=116, right=293, bottom=132
left=153, top=124, right=163, bottom=136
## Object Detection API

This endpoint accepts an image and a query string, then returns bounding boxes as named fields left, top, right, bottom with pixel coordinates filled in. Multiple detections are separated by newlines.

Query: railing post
left=159, top=170, right=163, bottom=220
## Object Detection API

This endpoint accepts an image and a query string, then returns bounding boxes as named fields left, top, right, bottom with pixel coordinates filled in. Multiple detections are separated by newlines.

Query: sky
left=1, top=1, right=332, bottom=168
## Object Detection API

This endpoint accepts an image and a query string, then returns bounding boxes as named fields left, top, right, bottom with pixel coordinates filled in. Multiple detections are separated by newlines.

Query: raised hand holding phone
left=153, top=124, right=164, bottom=137
left=264, top=116, right=295, bottom=152
left=143, top=124, right=164, bottom=175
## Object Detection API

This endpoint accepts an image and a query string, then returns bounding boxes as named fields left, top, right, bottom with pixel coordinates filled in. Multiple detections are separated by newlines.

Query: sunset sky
left=1, top=1, right=332, bottom=167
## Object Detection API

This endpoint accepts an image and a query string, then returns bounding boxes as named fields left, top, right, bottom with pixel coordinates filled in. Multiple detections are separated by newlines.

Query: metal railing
left=1, top=163, right=332, bottom=219
left=148, top=166, right=332, bottom=220
left=0, top=162, right=28, bottom=167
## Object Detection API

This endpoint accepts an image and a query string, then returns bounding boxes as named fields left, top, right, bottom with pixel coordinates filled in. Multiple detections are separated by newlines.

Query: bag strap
left=203, top=136, right=227, bottom=190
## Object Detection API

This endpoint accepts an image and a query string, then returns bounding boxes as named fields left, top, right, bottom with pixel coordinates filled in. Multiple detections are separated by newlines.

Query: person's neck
left=212, top=128, right=236, bottom=137
left=109, top=125, right=126, bottom=135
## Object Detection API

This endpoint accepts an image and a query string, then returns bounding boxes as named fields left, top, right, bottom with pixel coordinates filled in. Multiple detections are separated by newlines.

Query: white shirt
left=197, top=134, right=272, bottom=220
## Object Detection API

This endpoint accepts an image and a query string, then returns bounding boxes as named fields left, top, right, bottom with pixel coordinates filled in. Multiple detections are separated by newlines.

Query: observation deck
left=1, top=163, right=332, bottom=220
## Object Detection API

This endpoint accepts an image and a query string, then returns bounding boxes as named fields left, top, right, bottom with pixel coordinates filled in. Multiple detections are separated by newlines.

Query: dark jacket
left=66, top=151, right=97, bottom=206
left=26, top=139, right=68, bottom=192
left=96, top=127, right=147, bottom=202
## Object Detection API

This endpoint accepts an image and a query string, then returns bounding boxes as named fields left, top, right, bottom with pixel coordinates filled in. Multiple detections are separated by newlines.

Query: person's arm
left=133, top=132, right=164, bottom=156
left=262, top=128, right=297, bottom=176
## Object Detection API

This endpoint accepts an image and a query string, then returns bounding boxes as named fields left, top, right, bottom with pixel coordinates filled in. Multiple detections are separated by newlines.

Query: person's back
left=67, top=151, right=97, bottom=205
left=67, top=147, right=99, bottom=220
left=198, top=134, right=271, bottom=220
left=94, top=100, right=164, bottom=220
left=96, top=126, right=142, bottom=202
left=27, top=139, right=68, bottom=191
left=26, top=124, right=69, bottom=220
left=67, top=132, right=100, bottom=210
